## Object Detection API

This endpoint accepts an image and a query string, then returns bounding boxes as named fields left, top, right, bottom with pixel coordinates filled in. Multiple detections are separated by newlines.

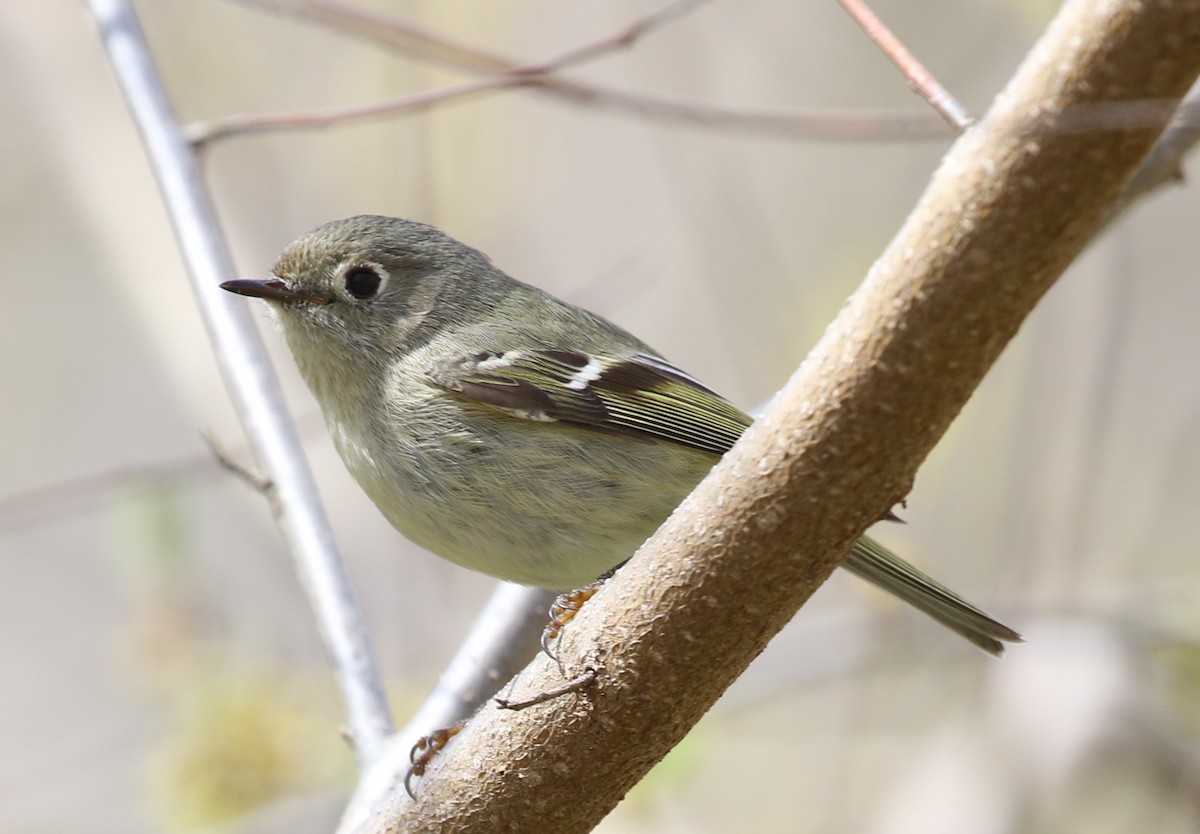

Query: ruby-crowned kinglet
left=222, top=215, right=1019, bottom=654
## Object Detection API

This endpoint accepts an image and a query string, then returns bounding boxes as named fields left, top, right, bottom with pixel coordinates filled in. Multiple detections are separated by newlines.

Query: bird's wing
left=428, top=349, right=750, bottom=455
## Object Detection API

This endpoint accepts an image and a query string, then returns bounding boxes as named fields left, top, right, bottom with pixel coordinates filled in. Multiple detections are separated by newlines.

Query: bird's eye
left=344, top=266, right=383, bottom=300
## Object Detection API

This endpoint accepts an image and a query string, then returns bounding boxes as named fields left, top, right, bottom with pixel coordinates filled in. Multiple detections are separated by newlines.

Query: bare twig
left=200, top=0, right=953, bottom=145
left=338, top=583, right=554, bottom=833
left=193, top=1, right=714, bottom=144
left=188, top=75, right=530, bottom=144
left=837, top=0, right=972, bottom=130
left=191, top=0, right=711, bottom=145
left=191, top=83, right=950, bottom=145
left=230, top=0, right=513, bottom=74
left=0, top=459, right=208, bottom=532
left=87, top=0, right=394, bottom=766
left=1111, top=81, right=1200, bottom=217
left=202, top=431, right=275, bottom=497
left=494, top=667, right=597, bottom=711
left=513, top=0, right=713, bottom=75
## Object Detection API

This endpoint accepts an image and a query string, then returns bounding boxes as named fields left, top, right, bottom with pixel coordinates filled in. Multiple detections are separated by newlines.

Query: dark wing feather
left=429, top=349, right=751, bottom=455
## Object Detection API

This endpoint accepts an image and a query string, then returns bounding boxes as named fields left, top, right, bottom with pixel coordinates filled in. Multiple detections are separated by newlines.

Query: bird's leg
left=540, top=581, right=600, bottom=661
left=404, top=722, right=464, bottom=799
left=539, top=563, right=623, bottom=663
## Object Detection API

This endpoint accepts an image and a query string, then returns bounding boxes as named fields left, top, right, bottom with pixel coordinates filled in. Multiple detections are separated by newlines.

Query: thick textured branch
left=364, top=1, right=1200, bottom=832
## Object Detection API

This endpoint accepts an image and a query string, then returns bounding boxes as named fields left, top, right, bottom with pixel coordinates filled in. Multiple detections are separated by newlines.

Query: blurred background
left=4, top=1, right=1200, bottom=831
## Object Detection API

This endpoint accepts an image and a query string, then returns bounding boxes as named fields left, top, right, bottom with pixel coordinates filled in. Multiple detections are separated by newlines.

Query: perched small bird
left=222, top=215, right=1019, bottom=654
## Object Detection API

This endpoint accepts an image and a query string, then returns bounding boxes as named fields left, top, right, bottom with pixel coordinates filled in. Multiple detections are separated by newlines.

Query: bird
left=221, top=215, right=1019, bottom=655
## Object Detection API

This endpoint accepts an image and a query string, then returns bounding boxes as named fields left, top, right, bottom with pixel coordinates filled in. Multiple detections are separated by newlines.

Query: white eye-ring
left=341, top=262, right=388, bottom=300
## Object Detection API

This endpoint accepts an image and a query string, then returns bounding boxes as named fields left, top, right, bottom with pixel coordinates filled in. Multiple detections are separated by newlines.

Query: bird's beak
left=220, top=279, right=330, bottom=305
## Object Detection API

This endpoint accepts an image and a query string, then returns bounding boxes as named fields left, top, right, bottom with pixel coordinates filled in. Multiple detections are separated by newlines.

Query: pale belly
left=332, top=407, right=719, bottom=589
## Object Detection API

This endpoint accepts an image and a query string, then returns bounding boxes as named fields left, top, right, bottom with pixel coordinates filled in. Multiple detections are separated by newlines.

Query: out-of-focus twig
left=1110, top=81, right=1200, bottom=218
left=192, top=0, right=714, bottom=144
left=518, top=0, right=713, bottom=74
left=86, top=0, right=394, bottom=766
left=0, top=460, right=208, bottom=533
left=187, top=75, right=531, bottom=144
left=202, top=431, right=275, bottom=497
left=837, top=0, right=972, bottom=130
left=196, top=0, right=953, bottom=145
left=338, top=582, right=555, bottom=834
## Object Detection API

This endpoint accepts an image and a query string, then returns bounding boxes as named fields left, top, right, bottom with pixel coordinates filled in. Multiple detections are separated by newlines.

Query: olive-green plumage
left=222, top=215, right=1019, bottom=654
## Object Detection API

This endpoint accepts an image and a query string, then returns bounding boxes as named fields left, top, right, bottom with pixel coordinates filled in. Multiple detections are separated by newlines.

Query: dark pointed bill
left=220, top=279, right=329, bottom=305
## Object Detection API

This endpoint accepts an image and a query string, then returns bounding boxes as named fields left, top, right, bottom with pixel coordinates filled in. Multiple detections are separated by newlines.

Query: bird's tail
left=842, top=536, right=1021, bottom=655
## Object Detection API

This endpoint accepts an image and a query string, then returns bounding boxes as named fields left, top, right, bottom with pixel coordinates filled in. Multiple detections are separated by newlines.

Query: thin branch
left=192, top=0, right=715, bottom=145
left=86, top=0, right=394, bottom=766
left=188, top=75, right=530, bottom=145
left=837, top=0, right=973, bottom=130
left=338, top=583, right=555, bottom=834
left=200, top=0, right=953, bottom=145
left=191, top=0, right=712, bottom=146
left=354, top=0, right=1200, bottom=830
left=190, top=81, right=949, bottom=145
left=0, top=458, right=210, bottom=532
left=840, top=0, right=969, bottom=129
left=202, top=431, right=275, bottom=497
left=1110, top=80, right=1200, bottom=218
left=508, top=0, right=714, bottom=75
left=230, top=0, right=514, bottom=75
left=493, top=667, right=597, bottom=711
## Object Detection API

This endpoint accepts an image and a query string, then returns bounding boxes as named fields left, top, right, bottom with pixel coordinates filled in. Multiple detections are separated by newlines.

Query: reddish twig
left=195, top=0, right=952, bottom=145
left=187, top=75, right=529, bottom=145
left=191, top=0, right=710, bottom=145
left=837, top=0, right=972, bottom=130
